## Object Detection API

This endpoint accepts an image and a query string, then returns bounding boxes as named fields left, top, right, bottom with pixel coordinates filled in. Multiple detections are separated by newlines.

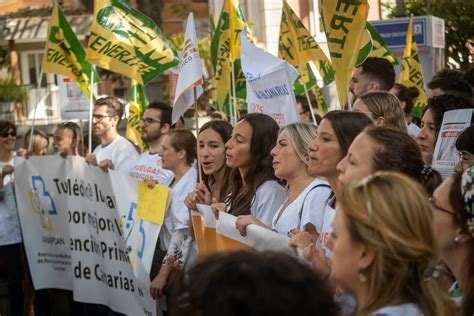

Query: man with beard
left=348, top=57, right=395, bottom=107
left=85, top=96, right=138, bottom=172
left=125, top=101, right=174, bottom=185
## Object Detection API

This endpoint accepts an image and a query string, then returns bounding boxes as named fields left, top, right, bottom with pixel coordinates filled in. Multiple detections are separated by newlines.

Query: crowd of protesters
left=0, top=57, right=474, bottom=316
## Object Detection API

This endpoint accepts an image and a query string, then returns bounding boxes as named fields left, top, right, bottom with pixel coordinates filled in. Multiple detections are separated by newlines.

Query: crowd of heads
left=1, top=56, right=474, bottom=316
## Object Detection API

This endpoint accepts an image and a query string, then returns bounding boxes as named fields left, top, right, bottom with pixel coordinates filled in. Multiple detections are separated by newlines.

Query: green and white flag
left=210, top=0, right=250, bottom=114
left=312, top=83, right=329, bottom=114
left=356, top=22, right=399, bottom=65
left=127, top=80, right=148, bottom=151
left=86, top=0, right=179, bottom=84
left=42, top=2, right=98, bottom=97
left=278, top=0, right=334, bottom=87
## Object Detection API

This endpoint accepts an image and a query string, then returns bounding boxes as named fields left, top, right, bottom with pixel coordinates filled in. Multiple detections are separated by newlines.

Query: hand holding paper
left=136, top=181, right=170, bottom=225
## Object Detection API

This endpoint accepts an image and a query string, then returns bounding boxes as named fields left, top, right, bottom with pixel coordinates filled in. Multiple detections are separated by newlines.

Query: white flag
left=241, top=28, right=299, bottom=126
left=172, top=13, right=203, bottom=124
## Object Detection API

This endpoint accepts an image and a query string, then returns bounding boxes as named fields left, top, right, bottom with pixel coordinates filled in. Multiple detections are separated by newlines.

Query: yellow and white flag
left=278, top=0, right=334, bottom=86
left=210, top=0, right=250, bottom=114
left=126, top=80, right=148, bottom=150
left=356, top=22, right=399, bottom=65
left=320, top=0, right=369, bottom=106
left=400, top=17, right=427, bottom=118
left=86, top=0, right=178, bottom=84
left=42, top=3, right=97, bottom=97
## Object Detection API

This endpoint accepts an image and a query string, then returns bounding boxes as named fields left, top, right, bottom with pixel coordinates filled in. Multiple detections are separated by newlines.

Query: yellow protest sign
left=136, top=181, right=169, bottom=225
left=320, top=0, right=369, bottom=106
left=400, top=17, right=428, bottom=118
left=86, top=0, right=178, bottom=84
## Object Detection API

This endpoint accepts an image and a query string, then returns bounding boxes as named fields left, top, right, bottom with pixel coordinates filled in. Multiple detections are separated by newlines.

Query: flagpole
left=79, top=119, right=84, bottom=156
left=88, top=66, right=95, bottom=154
left=347, top=87, right=352, bottom=110
left=193, top=86, right=202, bottom=183
left=230, top=60, right=238, bottom=125
left=228, top=67, right=234, bottom=125
left=299, top=63, right=317, bottom=125
left=28, top=71, right=45, bottom=152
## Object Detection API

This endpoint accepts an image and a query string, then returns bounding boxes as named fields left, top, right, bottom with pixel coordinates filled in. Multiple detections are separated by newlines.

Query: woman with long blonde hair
left=329, top=171, right=456, bottom=315
left=235, top=122, right=331, bottom=237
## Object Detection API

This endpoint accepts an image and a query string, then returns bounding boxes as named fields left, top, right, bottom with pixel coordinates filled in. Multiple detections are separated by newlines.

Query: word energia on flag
left=211, top=0, right=250, bottom=114
left=86, top=0, right=179, bottom=84
left=400, top=17, right=428, bottom=119
left=320, top=0, right=369, bottom=107
left=172, top=13, right=204, bottom=124
left=42, top=3, right=98, bottom=97
left=278, top=0, right=334, bottom=87
left=126, top=81, right=148, bottom=150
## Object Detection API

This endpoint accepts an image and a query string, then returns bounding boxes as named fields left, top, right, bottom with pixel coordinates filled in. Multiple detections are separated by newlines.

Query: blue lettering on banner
left=254, top=84, right=290, bottom=100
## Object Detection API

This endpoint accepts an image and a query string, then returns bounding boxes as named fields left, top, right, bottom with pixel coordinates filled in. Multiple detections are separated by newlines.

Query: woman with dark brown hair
left=184, top=120, right=235, bottom=211
left=390, top=83, right=421, bottom=136
left=211, top=113, right=287, bottom=226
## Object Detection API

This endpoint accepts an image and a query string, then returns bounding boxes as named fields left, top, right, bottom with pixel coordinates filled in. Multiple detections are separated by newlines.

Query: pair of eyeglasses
left=92, top=114, right=113, bottom=121
left=428, top=197, right=456, bottom=216
left=0, top=130, right=16, bottom=138
left=140, top=118, right=161, bottom=125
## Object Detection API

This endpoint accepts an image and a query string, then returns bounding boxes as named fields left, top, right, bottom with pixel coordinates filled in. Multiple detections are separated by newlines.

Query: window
left=310, top=0, right=327, bottom=42
left=20, top=50, right=47, bottom=87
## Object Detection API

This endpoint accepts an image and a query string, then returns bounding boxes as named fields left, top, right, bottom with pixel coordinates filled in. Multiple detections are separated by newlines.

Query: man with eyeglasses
left=124, top=101, right=174, bottom=186
left=85, top=96, right=138, bottom=172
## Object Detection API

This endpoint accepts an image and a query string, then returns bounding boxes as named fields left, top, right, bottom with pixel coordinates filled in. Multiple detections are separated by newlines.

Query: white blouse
left=250, top=180, right=288, bottom=227
left=0, top=159, right=22, bottom=246
left=372, top=303, right=423, bottom=315
left=271, top=178, right=331, bottom=236
left=158, top=167, right=197, bottom=251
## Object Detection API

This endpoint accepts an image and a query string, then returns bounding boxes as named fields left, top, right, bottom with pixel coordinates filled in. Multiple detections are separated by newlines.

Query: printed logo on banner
left=28, top=176, right=58, bottom=232
left=119, top=202, right=146, bottom=268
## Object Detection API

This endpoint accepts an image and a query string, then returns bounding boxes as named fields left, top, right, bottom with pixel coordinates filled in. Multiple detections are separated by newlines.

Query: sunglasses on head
left=0, top=130, right=16, bottom=138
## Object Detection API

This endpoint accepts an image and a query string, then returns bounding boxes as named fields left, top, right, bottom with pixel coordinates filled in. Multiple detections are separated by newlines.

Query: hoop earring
left=358, top=270, right=368, bottom=284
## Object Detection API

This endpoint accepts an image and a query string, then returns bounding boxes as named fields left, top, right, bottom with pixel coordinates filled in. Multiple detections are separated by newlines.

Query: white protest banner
left=58, top=75, right=98, bottom=120
left=241, top=28, right=299, bottom=126
left=196, top=203, right=216, bottom=228
left=432, top=109, right=473, bottom=178
left=217, top=212, right=294, bottom=254
left=193, top=204, right=293, bottom=255
left=15, top=156, right=71, bottom=289
left=14, top=156, right=155, bottom=316
left=108, top=170, right=161, bottom=275
left=172, top=12, right=203, bottom=124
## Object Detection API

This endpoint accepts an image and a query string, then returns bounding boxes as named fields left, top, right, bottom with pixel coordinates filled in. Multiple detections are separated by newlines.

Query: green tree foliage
left=386, top=0, right=473, bottom=69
